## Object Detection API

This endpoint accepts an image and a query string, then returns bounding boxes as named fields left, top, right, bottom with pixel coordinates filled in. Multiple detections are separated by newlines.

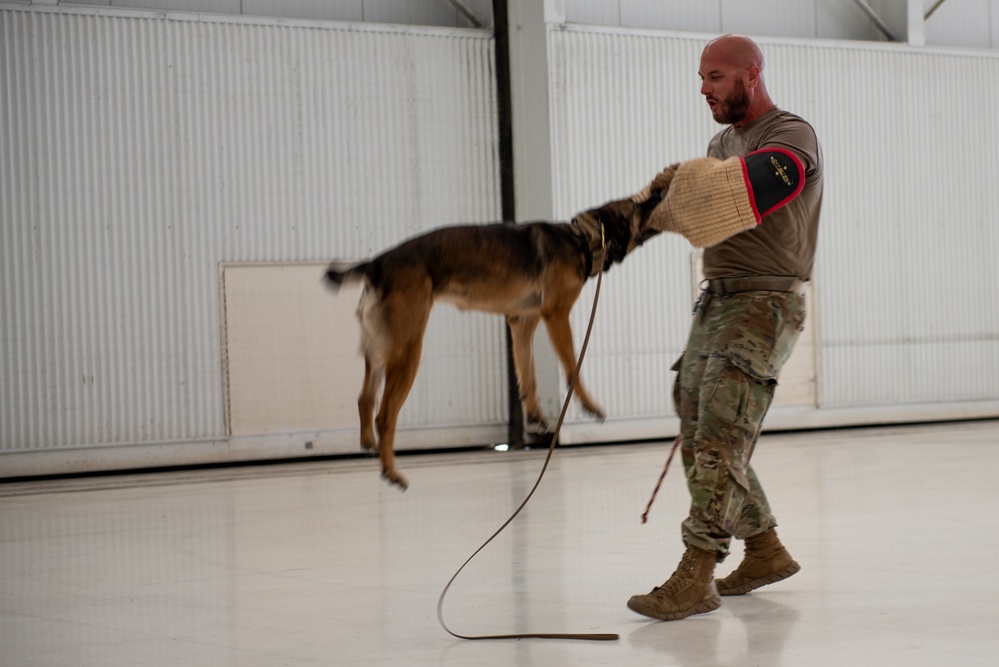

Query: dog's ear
left=650, top=163, right=680, bottom=192
left=629, top=163, right=678, bottom=208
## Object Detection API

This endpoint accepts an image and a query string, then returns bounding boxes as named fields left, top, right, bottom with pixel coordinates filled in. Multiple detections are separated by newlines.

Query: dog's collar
left=570, top=214, right=605, bottom=278
left=567, top=221, right=594, bottom=276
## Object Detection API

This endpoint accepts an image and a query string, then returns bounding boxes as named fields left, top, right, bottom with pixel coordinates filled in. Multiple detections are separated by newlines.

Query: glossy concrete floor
left=3, top=420, right=999, bottom=666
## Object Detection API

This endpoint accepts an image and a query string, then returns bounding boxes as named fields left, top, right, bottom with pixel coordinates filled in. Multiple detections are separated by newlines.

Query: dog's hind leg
left=375, top=356, right=420, bottom=490
left=507, top=314, right=550, bottom=434
left=355, top=288, right=384, bottom=452
left=358, top=354, right=382, bottom=451
left=373, top=282, right=432, bottom=491
left=542, top=312, right=607, bottom=421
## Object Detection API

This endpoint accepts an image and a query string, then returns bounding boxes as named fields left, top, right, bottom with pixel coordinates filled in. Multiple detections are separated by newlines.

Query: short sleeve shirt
left=703, top=107, right=824, bottom=280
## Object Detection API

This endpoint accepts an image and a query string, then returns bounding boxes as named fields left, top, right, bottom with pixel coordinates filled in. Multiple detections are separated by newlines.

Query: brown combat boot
left=715, top=529, right=800, bottom=596
left=627, top=546, right=721, bottom=620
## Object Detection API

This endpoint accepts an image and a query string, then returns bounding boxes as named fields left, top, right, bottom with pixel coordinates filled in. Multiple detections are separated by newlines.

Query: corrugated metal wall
left=547, top=25, right=999, bottom=434
left=546, top=28, right=708, bottom=431
left=562, top=0, right=890, bottom=42
left=562, top=0, right=999, bottom=48
left=63, top=0, right=495, bottom=29
left=1, top=6, right=503, bottom=474
left=4, top=5, right=998, bottom=476
left=810, top=42, right=999, bottom=408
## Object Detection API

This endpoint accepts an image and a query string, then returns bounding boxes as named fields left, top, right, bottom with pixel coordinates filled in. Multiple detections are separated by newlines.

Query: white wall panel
left=1, top=5, right=503, bottom=473
left=565, top=0, right=999, bottom=46
left=64, top=0, right=495, bottom=28
left=619, top=0, right=721, bottom=34
left=241, top=0, right=365, bottom=23
left=924, top=0, right=997, bottom=48
left=5, top=4, right=999, bottom=476
left=719, top=0, right=817, bottom=38
left=815, top=0, right=885, bottom=41
left=812, top=41, right=999, bottom=407
left=547, top=28, right=710, bottom=431
left=546, top=24, right=999, bottom=438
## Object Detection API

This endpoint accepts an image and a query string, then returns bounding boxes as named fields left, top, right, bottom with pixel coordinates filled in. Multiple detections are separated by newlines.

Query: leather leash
left=437, top=224, right=618, bottom=642
left=640, top=436, right=682, bottom=524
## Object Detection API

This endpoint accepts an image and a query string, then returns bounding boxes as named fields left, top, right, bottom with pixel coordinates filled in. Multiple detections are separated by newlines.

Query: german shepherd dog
left=325, top=192, right=667, bottom=489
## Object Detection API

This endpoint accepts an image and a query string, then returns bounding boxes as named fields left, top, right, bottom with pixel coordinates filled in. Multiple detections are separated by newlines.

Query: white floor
left=2, top=420, right=999, bottom=667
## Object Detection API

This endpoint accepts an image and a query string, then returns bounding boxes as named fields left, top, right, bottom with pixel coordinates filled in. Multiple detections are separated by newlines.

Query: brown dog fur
left=325, top=194, right=665, bottom=489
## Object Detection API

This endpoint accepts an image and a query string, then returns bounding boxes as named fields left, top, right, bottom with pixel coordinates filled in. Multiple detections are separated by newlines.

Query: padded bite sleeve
left=645, top=148, right=805, bottom=248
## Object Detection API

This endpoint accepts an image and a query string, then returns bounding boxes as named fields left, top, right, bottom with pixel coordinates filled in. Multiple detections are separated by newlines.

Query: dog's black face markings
left=602, top=209, right=631, bottom=270
left=635, top=189, right=666, bottom=246
left=596, top=189, right=667, bottom=272
left=639, top=188, right=666, bottom=221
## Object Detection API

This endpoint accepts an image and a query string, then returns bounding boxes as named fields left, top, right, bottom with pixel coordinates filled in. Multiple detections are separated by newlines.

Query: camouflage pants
left=673, top=288, right=805, bottom=561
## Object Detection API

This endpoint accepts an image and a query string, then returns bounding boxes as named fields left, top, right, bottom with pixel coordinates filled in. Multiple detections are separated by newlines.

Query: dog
left=325, top=189, right=669, bottom=490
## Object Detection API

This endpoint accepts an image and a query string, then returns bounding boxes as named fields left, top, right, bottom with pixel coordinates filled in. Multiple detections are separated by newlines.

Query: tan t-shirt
left=703, top=106, right=824, bottom=280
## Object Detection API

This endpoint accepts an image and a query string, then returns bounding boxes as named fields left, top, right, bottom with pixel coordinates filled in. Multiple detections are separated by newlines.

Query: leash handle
left=438, top=237, right=617, bottom=642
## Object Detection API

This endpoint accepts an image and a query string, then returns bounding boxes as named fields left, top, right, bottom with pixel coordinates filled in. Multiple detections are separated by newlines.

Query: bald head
left=703, top=34, right=765, bottom=72
left=698, top=34, right=773, bottom=126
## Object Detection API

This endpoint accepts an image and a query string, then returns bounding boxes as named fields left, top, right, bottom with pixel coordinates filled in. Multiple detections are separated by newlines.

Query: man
left=627, top=34, right=824, bottom=621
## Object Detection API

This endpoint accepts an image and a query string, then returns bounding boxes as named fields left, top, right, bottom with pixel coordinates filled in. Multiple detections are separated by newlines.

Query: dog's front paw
left=583, top=404, right=607, bottom=422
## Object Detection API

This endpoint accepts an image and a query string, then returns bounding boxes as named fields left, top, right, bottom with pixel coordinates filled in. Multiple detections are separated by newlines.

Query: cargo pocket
left=705, top=357, right=776, bottom=436
left=722, top=293, right=804, bottom=382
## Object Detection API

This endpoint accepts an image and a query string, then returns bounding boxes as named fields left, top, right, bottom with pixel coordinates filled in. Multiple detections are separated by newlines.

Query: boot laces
left=651, top=549, right=699, bottom=597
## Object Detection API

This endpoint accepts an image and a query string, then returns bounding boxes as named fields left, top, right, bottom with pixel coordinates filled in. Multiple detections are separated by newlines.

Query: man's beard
left=713, top=79, right=750, bottom=125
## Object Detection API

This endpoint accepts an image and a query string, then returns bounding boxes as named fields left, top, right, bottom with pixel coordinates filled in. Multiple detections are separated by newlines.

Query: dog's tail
left=323, top=262, right=370, bottom=293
